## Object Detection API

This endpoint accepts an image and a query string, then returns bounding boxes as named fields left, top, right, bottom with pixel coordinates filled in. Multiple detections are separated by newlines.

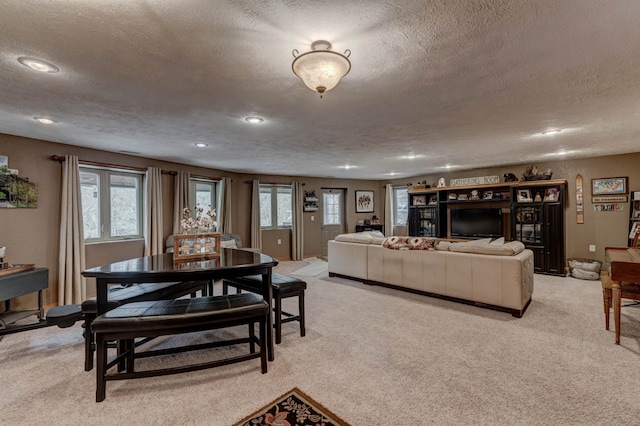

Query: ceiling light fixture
left=34, top=117, right=56, bottom=124
left=245, top=116, right=264, bottom=124
left=292, top=40, right=351, bottom=98
left=194, top=143, right=208, bottom=148
left=541, top=129, right=562, bottom=135
left=18, top=57, right=59, bottom=73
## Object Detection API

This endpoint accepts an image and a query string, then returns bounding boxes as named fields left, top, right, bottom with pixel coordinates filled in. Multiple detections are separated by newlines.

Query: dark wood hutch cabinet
left=510, top=181, right=566, bottom=276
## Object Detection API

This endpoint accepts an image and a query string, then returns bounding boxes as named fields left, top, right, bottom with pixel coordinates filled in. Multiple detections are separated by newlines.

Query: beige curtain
left=144, top=167, right=164, bottom=256
left=291, top=181, right=304, bottom=260
left=218, top=177, right=233, bottom=234
left=385, top=183, right=393, bottom=237
left=251, top=180, right=262, bottom=249
left=58, top=155, right=86, bottom=305
left=173, top=170, right=191, bottom=234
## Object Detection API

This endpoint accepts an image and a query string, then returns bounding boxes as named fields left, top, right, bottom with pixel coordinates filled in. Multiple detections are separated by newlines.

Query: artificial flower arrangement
left=180, top=206, right=217, bottom=233
left=174, top=206, right=221, bottom=260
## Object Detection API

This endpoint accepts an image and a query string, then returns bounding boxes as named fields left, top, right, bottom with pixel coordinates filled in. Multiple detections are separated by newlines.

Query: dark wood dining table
left=605, top=247, right=640, bottom=344
left=82, top=249, right=279, bottom=360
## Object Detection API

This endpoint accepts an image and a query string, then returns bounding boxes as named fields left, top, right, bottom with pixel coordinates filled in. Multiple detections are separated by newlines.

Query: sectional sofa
left=328, top=233, right=534, bottom=317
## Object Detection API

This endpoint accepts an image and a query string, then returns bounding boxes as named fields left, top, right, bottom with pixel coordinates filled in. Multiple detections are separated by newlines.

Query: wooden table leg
left=612, top=280, right=621, bottom=344
left=262, top=270, right=274, bottom=361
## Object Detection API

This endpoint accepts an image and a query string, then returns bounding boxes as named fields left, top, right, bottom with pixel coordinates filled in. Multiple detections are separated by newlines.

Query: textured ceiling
left=1, top=0, right=640, bottom=179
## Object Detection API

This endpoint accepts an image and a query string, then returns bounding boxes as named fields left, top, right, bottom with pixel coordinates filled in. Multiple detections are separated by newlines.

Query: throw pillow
left=490, top=237, right=505, bottom=245
left=220, top=239, right=238, bottom=249
left=467, top=241, right=526, bottom=256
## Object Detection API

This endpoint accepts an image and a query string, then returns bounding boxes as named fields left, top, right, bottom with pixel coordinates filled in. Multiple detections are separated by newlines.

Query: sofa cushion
left=335, top=231, right=385, bottom=245
left=435, top=240, right=452, bottom=251
left=450, top=239, right=525, bottom=256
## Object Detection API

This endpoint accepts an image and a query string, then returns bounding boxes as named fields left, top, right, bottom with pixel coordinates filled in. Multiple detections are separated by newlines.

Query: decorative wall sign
left=592, top=195, right=628, bottom=203
left=576, top=174, right=584, bottom=224
left=355, top=190, right=374, bottom=213
left=449, top=175, right=500, bottom=187
left=594, top=204, right=624, bottom=212
left=591, top=177, right=628, bottom=195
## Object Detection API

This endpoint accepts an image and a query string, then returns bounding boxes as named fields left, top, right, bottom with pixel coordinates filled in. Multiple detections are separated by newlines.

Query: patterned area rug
left=233, top=387, right=350, bottom=426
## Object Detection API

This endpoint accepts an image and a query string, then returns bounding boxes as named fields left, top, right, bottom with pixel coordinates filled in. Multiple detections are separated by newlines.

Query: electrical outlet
left=277, top=239, right=282, bottom=245
left=589, top=244, right=596, bottom=252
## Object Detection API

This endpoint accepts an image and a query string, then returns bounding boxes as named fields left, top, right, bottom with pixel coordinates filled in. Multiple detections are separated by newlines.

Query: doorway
left=321, top=188, right=346, bottom=259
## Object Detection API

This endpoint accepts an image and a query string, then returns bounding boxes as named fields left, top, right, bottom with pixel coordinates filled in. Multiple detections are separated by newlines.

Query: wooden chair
left=600, top=271, right=640, bottom=332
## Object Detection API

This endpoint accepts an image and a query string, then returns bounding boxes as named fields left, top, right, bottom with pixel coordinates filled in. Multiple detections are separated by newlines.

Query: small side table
left=355, top=224, right=384, bottom=233
left=0, top=268, right=49, bottom=336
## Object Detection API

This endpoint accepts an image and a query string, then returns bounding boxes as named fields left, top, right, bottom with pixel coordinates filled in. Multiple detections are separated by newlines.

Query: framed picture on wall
left=591, top=177, right=628, bottom=195
left=355, top=190, right=374, bottom=213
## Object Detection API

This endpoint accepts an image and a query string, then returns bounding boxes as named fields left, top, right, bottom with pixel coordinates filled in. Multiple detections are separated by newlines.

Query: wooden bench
left=91, top=293, right=268, bottom=402
left=82, top=280, right=209, bottom=371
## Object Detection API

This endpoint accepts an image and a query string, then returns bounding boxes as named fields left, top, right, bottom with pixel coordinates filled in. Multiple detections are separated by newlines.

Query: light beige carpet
left=1, top=261, right=640, bottom=425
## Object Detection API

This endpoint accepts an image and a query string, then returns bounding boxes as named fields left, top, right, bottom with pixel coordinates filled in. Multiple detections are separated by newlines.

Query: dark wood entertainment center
left=408, top=179, right=567, bottom=276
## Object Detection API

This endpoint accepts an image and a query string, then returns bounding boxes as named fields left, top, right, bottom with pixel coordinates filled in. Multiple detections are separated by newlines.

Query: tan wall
left=0, top=135, right=237, bottom=308
left=2, top=133, right=639, bottom=310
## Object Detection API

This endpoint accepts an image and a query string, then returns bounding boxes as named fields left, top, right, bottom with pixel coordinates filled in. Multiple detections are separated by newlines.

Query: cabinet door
left=529, top=246, right=545, bottom=273
left=512, top=205, right=543, bottom=245
left=544, top=203, right=565, bottom=275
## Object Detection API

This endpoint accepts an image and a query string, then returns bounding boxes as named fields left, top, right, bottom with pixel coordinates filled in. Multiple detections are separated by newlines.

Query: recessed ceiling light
left=245, top=116, right=264, bottom=124
left=18, top=57, right=59, bottom=73
left=194, top=143, right=208, bottom=148
left=386, top=172, right=399, bottom=176
left=34, top=117, right=56, bottom=124
left=541, top=129, right=562, bottom=135
left=338, top=164, right=357, bottom=169
left=399, top=154, right=423, bottom=160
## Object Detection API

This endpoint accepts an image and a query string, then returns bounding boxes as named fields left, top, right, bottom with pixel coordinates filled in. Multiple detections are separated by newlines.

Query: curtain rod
left=245, top=180, right=305, bottom=185
left=191, top=174, right=222, bottom=182
left=50, top=155, right=228, bottom=178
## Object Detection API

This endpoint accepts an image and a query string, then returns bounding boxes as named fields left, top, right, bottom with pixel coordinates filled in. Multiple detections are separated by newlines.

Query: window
left=323, top=192, right=341, bottom=225
left=260, top=185, right=292, bottom=229
left=80, top=167, right=143, bottom=241
left=393, top=186, right=409, bottom=226
left=190, top=178, right=217, bottom=213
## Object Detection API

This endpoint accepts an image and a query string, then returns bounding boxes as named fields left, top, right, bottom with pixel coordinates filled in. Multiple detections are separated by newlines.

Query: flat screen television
left=450, top=208, right=503, bottom=239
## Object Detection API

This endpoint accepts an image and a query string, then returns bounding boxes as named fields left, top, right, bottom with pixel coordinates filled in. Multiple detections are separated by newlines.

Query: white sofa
left=328, top=234, right=534, bottom=317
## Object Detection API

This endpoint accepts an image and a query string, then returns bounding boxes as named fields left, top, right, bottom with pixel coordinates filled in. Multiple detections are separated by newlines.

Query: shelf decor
left=591, top=177, right=628, bottom=195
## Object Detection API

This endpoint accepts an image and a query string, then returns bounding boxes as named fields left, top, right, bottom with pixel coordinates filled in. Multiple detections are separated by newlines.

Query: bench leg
left=96, top=333, right=108, bottom=402
left=249, top=323, right=255, bottom=353
left=260, top=316, right=268, bottom=374
left=84, top=313, right=96, bottom=372
left=274, top=293, right=282, bottom=344
left=298, top=290, right=306, bottom=338
left=125, top=339, right=135, bottom=373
